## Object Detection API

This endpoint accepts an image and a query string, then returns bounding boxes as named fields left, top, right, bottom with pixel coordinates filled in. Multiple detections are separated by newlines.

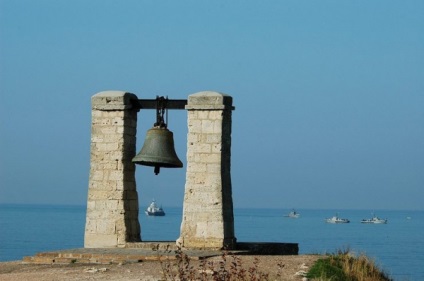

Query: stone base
left=176, top=237, right=237, bottom=251
left=236, top=242, right=299, bottom=255
left=23, top=242, right=299, bottom=264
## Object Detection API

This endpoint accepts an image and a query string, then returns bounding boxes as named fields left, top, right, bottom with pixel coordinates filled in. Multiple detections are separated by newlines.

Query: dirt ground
left=0, top=255, right=320, bottom=281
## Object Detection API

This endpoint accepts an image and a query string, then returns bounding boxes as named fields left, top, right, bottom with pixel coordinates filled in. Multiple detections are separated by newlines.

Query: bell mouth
left=132, top=126, right=183, bottom=174
left=134, top=162, right=183, bottom=168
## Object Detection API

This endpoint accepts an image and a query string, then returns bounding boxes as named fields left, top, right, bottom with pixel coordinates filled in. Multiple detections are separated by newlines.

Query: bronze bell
left=132, top=126, right=183, bottom=175
left=132, top=96, right=183, bottom=175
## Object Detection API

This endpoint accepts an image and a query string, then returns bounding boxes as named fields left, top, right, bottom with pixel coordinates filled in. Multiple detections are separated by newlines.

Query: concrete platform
left=23, top=242, right=298, bottom=264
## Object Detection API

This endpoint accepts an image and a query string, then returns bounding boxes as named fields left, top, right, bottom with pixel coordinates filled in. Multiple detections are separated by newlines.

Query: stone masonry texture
left=177, top=91, right=236, bottom=250
left=85, top=91, right=141, bottom=248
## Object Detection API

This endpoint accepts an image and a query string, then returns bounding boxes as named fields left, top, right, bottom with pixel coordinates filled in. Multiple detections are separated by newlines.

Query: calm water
left=0, top=204, right=423, bottom=280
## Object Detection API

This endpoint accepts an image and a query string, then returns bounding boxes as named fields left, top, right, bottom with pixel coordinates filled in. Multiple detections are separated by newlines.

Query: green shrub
left=307, top=257, right=348, bottom=281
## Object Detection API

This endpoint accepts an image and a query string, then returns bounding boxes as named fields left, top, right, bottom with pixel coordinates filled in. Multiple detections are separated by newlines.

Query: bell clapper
left=154, top=166, right=160, bottom=175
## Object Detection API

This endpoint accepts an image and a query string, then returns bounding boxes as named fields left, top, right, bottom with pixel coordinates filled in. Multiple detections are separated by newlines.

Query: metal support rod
left=134, top=99, right=187, bottom=110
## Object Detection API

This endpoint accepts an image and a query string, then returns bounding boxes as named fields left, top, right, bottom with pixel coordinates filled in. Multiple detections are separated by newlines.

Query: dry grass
left=154, top=245, right=281, bottom=281
left=307, top=249, right=392, bottom=281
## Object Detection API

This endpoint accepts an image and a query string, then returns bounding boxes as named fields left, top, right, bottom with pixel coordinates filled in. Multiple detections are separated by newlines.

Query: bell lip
left=132, top=160, right=183, bottom=168
left=132, top=156, right=183, bottom=168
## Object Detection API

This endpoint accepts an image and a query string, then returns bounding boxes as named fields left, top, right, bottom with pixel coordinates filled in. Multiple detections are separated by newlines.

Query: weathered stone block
left=198, top=153, right=221, bottom=164
left=197, top=111, right=209, bottom=119
left=190, top=143, right=211, bottom=153
left=187, top=163, right=207, bottom=173
left=186, top=91, right=233, bottom=108
left=201, top=120, right=215, bottom=133
left=211, top=144, right=222, bottom=153
left=188, top=119, right=202, bottom=133
left=91, top=91, right=138, bottom=111
left=96, top=220, right=116, bottom=234
left=85, top=233, right=117, bottom=248
left=206, top=134, right=221, bottom=143
left=209, top=110, right=224, bottom=119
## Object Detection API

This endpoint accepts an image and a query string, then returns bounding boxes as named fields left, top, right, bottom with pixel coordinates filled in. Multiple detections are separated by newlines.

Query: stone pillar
left=84, top=91, right=141, bottom=248
left=177, top=91, right=236, bottom=250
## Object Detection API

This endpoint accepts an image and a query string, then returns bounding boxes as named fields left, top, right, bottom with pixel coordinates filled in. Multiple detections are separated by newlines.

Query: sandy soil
left=0, top=255, right=320, bottom=280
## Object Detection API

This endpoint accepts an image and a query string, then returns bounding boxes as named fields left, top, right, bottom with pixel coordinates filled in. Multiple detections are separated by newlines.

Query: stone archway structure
left=84, top=90, right=236, bottom=250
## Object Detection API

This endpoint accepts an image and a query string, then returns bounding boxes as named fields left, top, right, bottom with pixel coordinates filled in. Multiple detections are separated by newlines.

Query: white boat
left=325, top=213, right=350, bottom=224
left=145, top=200, right=165, bottom=216
left=361, top=213, right=387, bottom=224
left=284, top=209, right=300, bottom=218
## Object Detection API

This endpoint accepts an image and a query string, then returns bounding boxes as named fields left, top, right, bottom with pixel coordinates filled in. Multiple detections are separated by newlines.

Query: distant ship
left=145, top=200, right=165, bottom=216
left=361, top=213, right=387, bottom=224
left=284, top=209, right=300, bottom=218
left=325, top=213, right=350, bottom=224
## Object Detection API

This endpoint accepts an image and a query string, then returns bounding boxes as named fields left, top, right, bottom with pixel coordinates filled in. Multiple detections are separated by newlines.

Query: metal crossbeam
left=135, top=99, right=187, bottom=110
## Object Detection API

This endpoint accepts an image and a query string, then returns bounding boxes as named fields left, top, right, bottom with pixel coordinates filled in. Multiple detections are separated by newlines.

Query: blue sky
left=0, top=0, right=423, bottom=210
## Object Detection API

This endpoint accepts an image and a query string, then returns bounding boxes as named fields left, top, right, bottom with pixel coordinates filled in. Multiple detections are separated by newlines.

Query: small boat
left=284, top=209, right=300, bottom=218
left=361, top=213, right=387, bottom=224
left=325, top=213, right=350, bottom=224
left=145, top=200, right=165, bottom=216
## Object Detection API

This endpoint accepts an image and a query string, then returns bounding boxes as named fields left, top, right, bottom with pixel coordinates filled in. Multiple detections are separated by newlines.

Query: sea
left=0, top=205, right=423, bottom=281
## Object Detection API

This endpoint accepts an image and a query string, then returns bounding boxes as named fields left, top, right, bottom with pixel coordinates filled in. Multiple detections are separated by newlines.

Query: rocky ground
left=0, top=255, right=321, bottom=281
